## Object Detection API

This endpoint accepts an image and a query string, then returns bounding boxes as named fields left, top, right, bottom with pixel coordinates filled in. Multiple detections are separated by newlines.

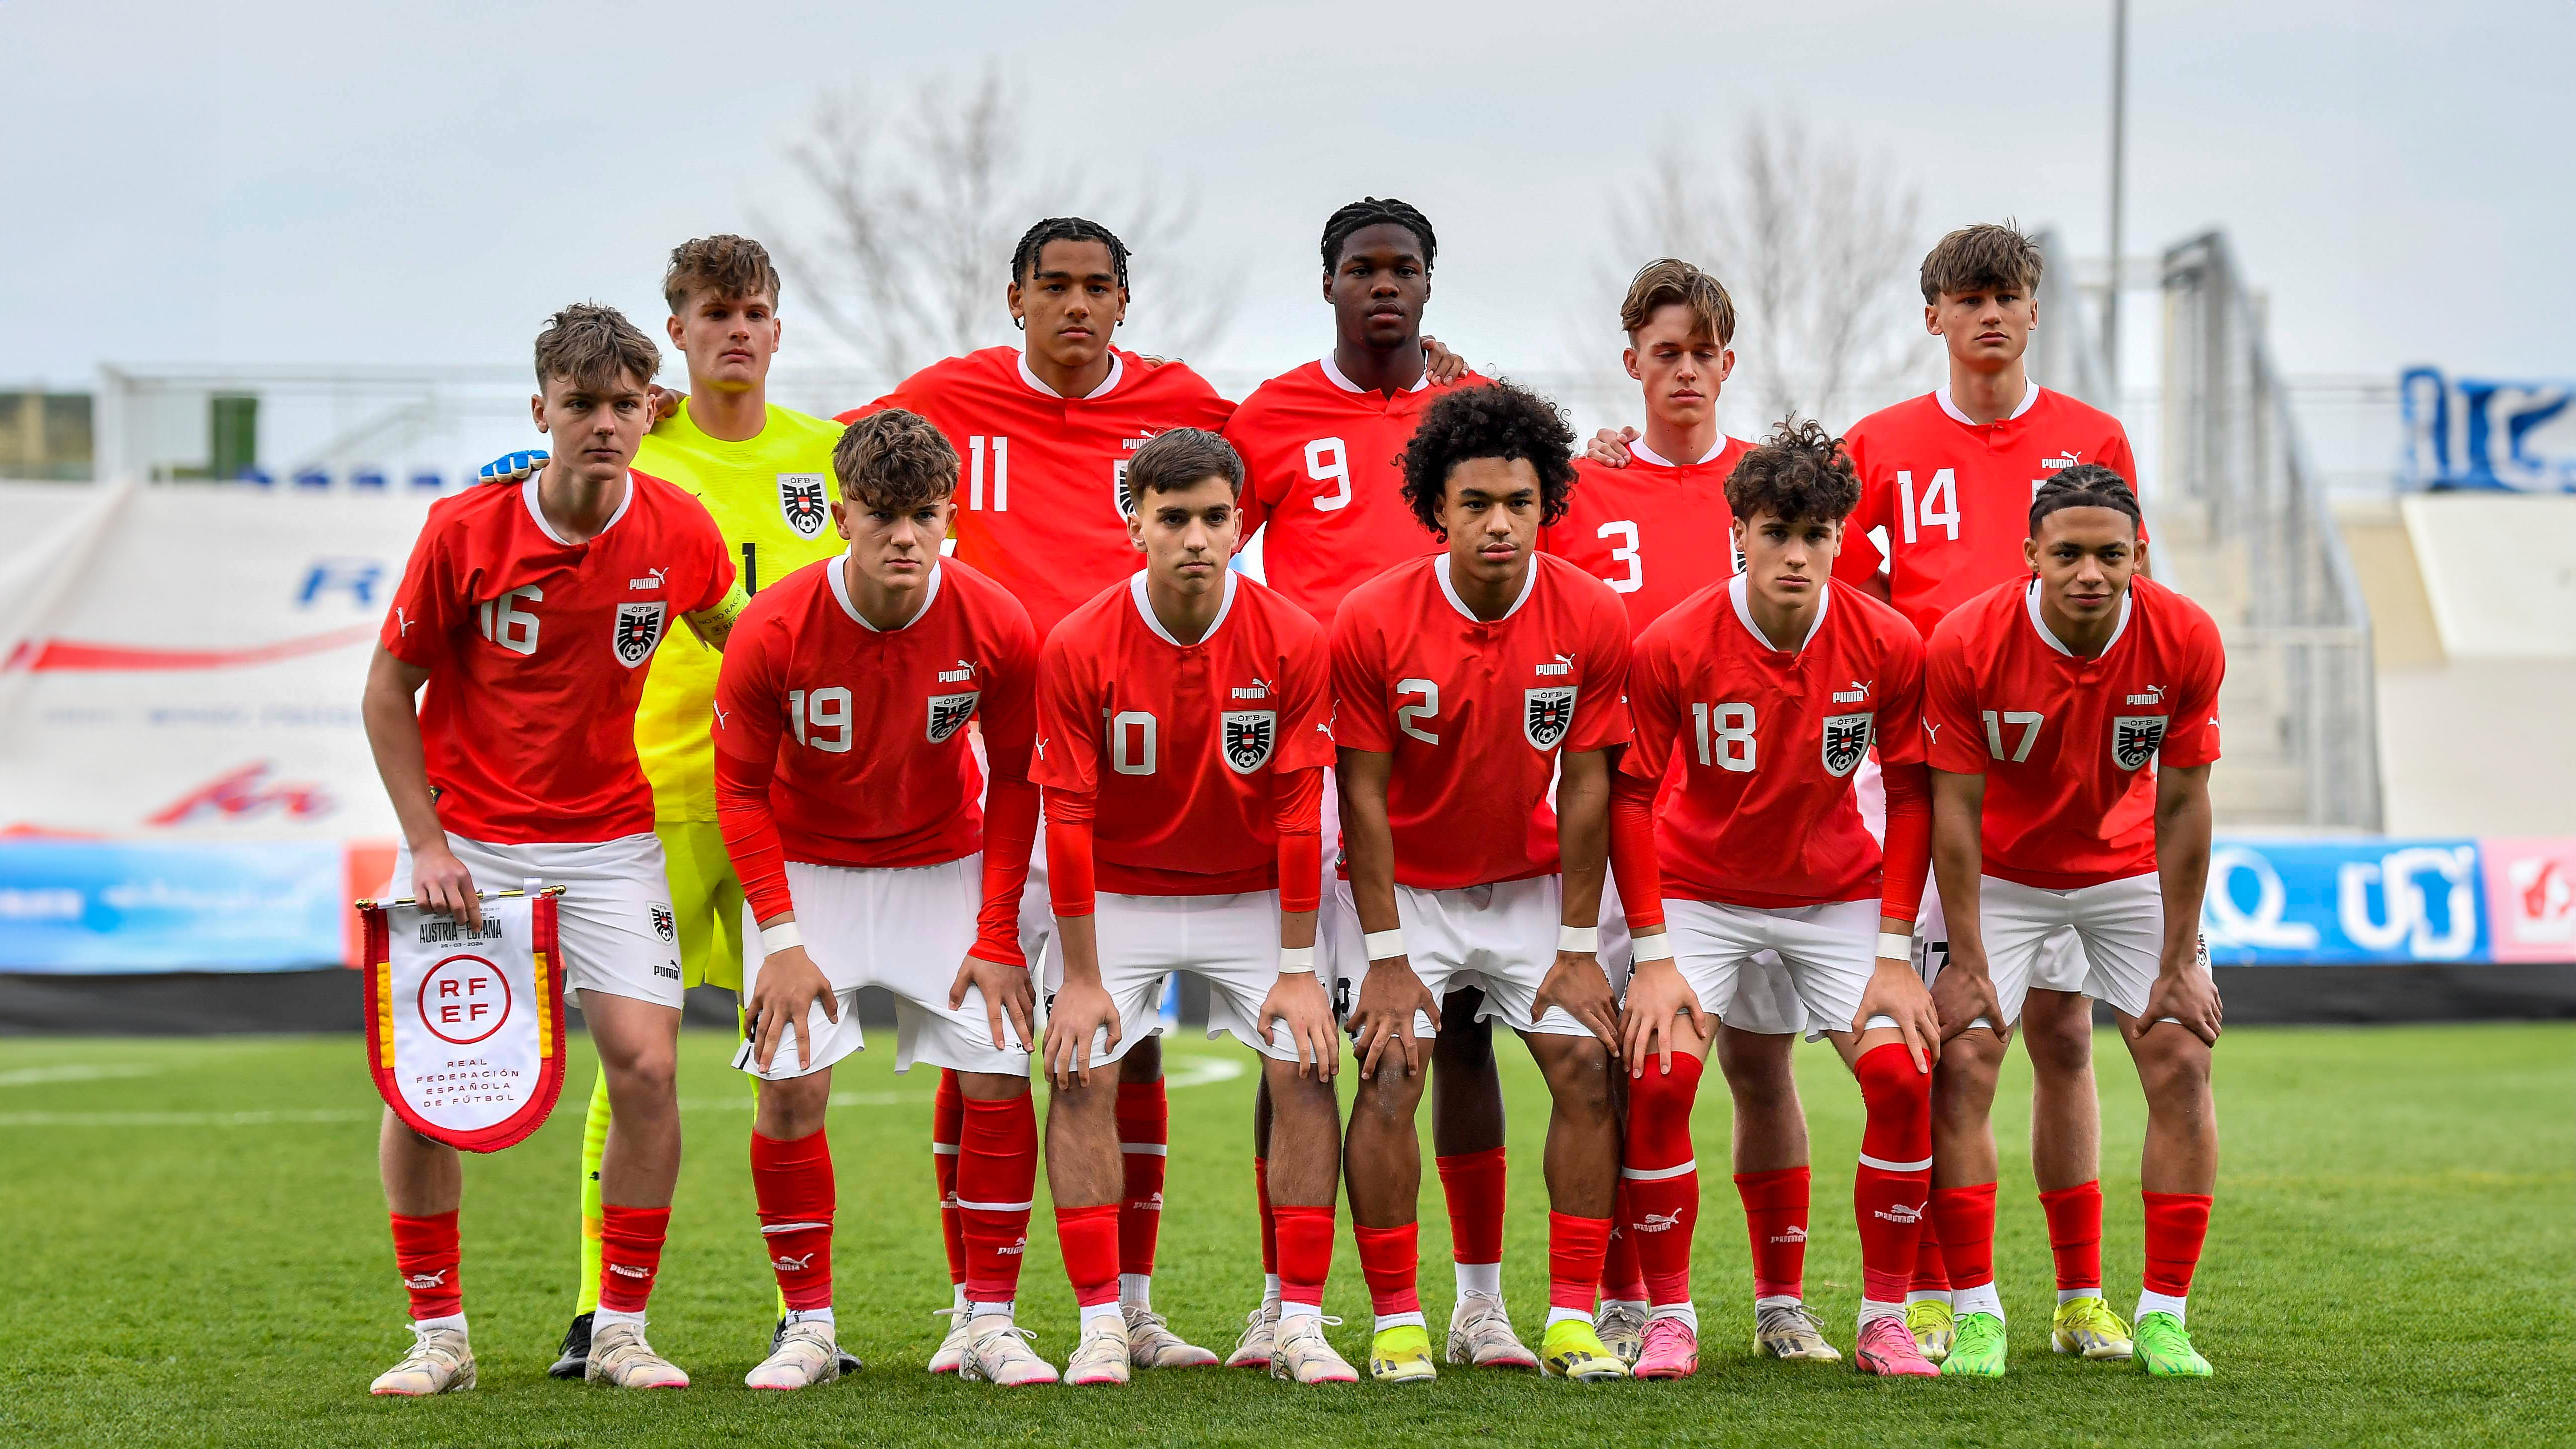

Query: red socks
left=1622, top=1052, right=1703, bottom=1307
left=933, top=1069, right=965, bottom=1291
left=750, top=1130, right=834, bottom=1312
left=1930, top=1182, right=1999, bottom=1294
left=1913, top=1212, right=1951, bottom=1295
left=597, top=1204, right=670, bottom=1314
left=1600, top=1182, right=1649, bottom=1304
left=2040, top=1180, right=2105, bottom=1293
left=1548, top=1212, right=1613, bottom=1313
left=1255, top=1155, right=1277, bottom=1278
left=1435, top=1146, right=1507, bottom=1269
left=1115, top=1079, right=1167, bottom=1281
left=389, top=1210, right=461, bottom=1321
left=1353, top=1222, right=1422, bottom=1319
left=1055, top=1202, right=1121, bottom=1308
left=1735, top=1165, right=1811, bottom=1301
left=1851, top=1043, right=1933, bottom=1306
left=1272, top=1203, right=1334, bottom=1310
left=958, top=1094, right=1039, bottom=1303
left=2141, top=1191, right=2213, bottom=1299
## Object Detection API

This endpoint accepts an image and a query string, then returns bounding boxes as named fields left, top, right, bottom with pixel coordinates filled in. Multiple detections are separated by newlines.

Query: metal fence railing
left=2159, top=230, right=2382, bottom=830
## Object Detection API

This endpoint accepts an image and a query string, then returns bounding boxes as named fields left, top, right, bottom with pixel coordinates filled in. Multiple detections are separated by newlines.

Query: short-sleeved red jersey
left=1331, top=553, right=1632, bottom=890
left=1542, top=437, right=1750, bottom=639
left=1032, top=571, right=1334, bottom=896
left=710, top=556, right=1038, bottom=878
left=381, top=473, right=731, bottom=844
left=842, top=346, right=1236, bottom=640
left=1623, top=576, right=1925, bottom=909
left=1225, top=358, right=1489, bottom=624
left=1923, top=576, right=2224, bottom=890
left=1837, top=386, right=2142, bottom=638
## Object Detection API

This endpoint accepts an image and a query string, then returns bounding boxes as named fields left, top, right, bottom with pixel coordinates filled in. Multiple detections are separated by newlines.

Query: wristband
left=1558, top=924, right=1599, bottom=953
left=1631, top=931, right=1675, bottom=963
left=1277, top=945, right=1317, bottom=973
left=1876, top=931, right=1915, bottom=962
left=1361, top=929, right=1405, bottom=961
left=759, top=920, right=803, bottom=954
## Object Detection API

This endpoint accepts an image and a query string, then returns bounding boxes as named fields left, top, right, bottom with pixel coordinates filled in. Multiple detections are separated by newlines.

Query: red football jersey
left=1624, top=576, right=1926, bottom=908
left=1331, top=553, right=1632, bottom=890
left=1923, top=576, right=2224, bottom=890
left=843, top=346, right=1236, bottom=639
left=1837, top=385, right=2143, bottom=638
left=1542, top=437, right=1750, bottom=639
left=1225, top=358, right=1490, bottom=624
left=710, top=556, right=1038, bottom=875
left=381, top=473, right=732, bottom=843
left=1032, top=571, right=1334, bottom=895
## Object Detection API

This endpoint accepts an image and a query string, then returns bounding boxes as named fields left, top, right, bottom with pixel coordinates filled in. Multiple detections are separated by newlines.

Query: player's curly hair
left=1920, top=220, right=2043, bottom=304
left=1724, top=416, right=1860, bottom=525
left=1399, top=381, right=1577, bottom=535
left=1011, top=217, right=1131, bottom=290
left=661, top=234, right=780, bottom=314
left=1125, top=427, right=1245, bottom=504
left=532, top=303, right=659, bottom=394
left=1321, top=197, right=1436, bottom=273
left=2029, top=463, right=2142, bottom=536
left=833, top=407, right=959, bottom=512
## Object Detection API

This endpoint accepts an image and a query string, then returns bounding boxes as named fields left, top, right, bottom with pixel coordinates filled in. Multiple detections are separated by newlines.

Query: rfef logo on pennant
left=613, top=601, right=667, bottom=668
left=1524, top=686, right=1578, bottom=750
left=777, top=474, right=829, bottom=538
left=359, top=891, right=568, bottom=1153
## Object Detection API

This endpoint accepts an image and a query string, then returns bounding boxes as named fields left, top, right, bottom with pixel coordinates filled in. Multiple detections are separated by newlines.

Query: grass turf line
left=0, top=1023, right=2569, bottom=1447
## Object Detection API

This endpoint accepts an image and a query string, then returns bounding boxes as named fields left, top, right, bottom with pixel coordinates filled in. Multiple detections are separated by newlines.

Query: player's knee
left=2133, top=1036, right=2212, bottom=1114
left=1353, top=1056, right=1425, bottom=1120
left=2023, top=1008, right=2095, bottom=1077
left=1854, top=1042, right=1934, bottom=1138
left=1432, top=1005, right=1494, bottom=1070
left=1716, top=1030, right=1798, bottom=1110
left=1625, top=1059, right=1701, bottom=1153
left=1538, top=1040, right=1616, bottom=1121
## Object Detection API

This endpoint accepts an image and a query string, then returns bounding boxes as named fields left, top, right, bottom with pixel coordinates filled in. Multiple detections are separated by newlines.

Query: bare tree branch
left=1601, top=115, right=1931, bottom=431
left=760, top=67, right=1242, bottom=381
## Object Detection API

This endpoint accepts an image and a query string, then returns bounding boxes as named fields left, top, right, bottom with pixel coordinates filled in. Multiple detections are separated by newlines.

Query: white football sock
left=1602, top=1297, right=1649, bottom=1315
left=1455, top=1261, right=1502, bottom=1298
left=1906, top=1288, right=1953, bottom=1307
left=1279, top=1299, right=1323, bottom=1325
left=1079, top=1301, right=1125, bottom=1329
left=2136, top=1289, right=2188, bottom=1325
left=1857, top=1299, right=1906, bottom=1327
left=1755, top=1293, right=1802, bottom=1313
left=1952, top=1282, right=2004, bottom=1321
left=2058, top=1286, right=2102, bottom=1304
left=1262, top=1273, right=1282, bottom=1311
left=592, top=1307, right=647, bottom=1331
left=950, top=1283, right=969, bottom=1312
left=785, top=1307, right=835, bottom=1328
left=1648, top=1301, right=1700, bottom=1331
left=966, top=1300, right=1014, bottom=1322
left=1544, top=1306, right=1592, bottom=1329
left=413, top=1313, right=466, bottom=1335
left=1373, top=1310, right=1426, bottom=1332
left=1119, top=1273, right=1153, bottom=1311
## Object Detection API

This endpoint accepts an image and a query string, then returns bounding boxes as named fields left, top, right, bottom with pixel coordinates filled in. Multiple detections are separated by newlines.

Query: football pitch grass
left=0, top=1022, right=2569, bottom=1447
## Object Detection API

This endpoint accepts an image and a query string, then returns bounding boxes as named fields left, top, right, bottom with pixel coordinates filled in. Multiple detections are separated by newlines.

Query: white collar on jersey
left=520, top=471, right=633, bottom=547
left=1018, top=349, right=1126, bottom=400
left=1728, top=571, right=1830, bottom=653
left=829, top=551, right=942, bottom=632
left=1626, top=436, right=1729, bottom=468
left=1433, top=552, right=1536, bottom=624
left=2024, top=576, right=2131, bottom=657
left=1936, top=379, right=2045, bottom=427
left=1128, top=566, right=1238, bottom=647
left=1319, top=353, right=1433, bottom=394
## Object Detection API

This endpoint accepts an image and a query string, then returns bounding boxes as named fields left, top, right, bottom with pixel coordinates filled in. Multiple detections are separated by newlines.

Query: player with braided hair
left=1216, top=196, right=1531, bottom=1373
left=1607, top=415, right=1945, bottom=1379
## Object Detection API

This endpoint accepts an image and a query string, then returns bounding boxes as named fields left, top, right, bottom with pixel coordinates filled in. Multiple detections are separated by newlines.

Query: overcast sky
left=4, top=0, right=2570, bottom=396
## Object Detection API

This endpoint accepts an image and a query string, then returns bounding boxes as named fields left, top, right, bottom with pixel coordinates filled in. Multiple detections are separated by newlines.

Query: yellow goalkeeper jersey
left=632, top=399, right=846, bottom=822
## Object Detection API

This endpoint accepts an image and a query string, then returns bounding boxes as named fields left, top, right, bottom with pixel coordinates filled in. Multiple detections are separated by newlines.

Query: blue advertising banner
left=2400, top=366, right=2576, bottom=492
left=0, top=840, right=347, bottom=973
left=2200, top=837, right=2489, bottom=966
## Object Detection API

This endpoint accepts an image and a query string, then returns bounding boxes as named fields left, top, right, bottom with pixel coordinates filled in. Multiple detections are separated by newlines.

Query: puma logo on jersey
left=1635, top=1210, right=1684, bottom=1233
left=997, top=1237, right=1026, bottom=1257
left=1231, top=678, right=1270, bottom=699
left=394, top=607, right=413, bottom=636
left=1924, top=721, right=1942, bottom=743
left=2127, top=684, right=2167, bottom=705
left=1873, top=1202, right=1925, bottom=1225
left=1535, top=659, right=1572, bottom=677
left=1770, top=1226, right=1808, bottom=1244
left=937, top=659, right=977, bottom=683
left=402, top=1270, right=449, bottom=1289
left=608, top=1263, right=652, bottom=1278
left=771, top=1252, right=815, bottom=1273
left=628, top=567, right=667, bottom=590
left=711, top=702, right=731, bottom=730
left=1833, top=679, right=1872, bottom=704
left=2042, top=450, right=2084, bottom=470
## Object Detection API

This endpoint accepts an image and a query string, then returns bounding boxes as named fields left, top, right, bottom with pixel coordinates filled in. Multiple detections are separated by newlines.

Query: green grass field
left=1, top=1021, right=2570, bottom=1447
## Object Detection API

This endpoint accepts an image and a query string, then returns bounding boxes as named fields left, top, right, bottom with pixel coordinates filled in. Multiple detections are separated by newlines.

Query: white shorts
left=1925, top=873, right=2176, bottom=1028
left=1328, top=875, right=1625, bottom=1040
left=731, top=855, right=1029, bottom=1081
left=1052, top=890, right=1312, bottom=1067
left=1859, top=753, right=2087, bottom=1003
left=391, top=832, right=683, bottom=1010
left=1662, top=898, right=1895, bottom=1041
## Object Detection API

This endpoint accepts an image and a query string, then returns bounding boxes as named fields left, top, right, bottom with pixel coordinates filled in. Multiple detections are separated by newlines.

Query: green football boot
left=2133, top=1312, right=2212, bottom=1378
left=1368, top=1323, right=1437, bottom=1383
left=1539, top=1319, right=1630, bottom=1381
left=1938, top=1311, right=2007, bottom=1377
left=1904, top=1299, right=1954, bottom=1363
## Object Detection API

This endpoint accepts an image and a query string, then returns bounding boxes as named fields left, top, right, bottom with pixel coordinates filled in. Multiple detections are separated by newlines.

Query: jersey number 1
left=968, top=435, right=1009, bottom=511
